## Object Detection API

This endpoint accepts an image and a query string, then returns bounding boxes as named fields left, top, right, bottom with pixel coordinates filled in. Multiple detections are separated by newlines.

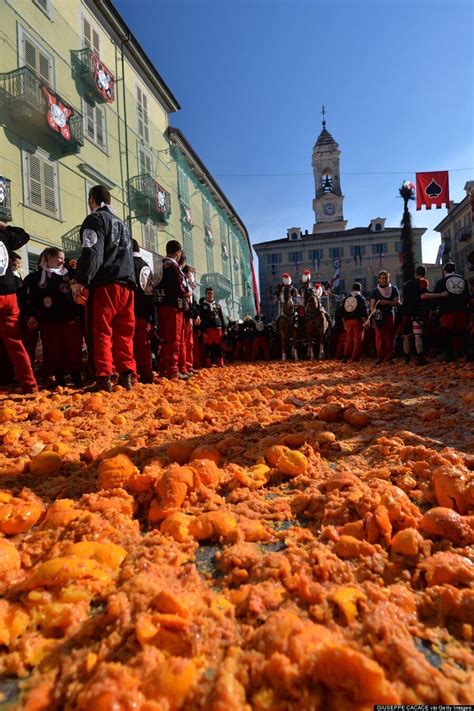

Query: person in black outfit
left=401, top=265, right=429, bottom=365
left=132, top=239, right=154, bottom=383
left=199, top=287, right=225, bottom=367
left=0, top=222, right=37, bottom=392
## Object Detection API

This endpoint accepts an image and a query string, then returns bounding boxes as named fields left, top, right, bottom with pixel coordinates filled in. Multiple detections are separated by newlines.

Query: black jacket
left=434, top=273, right=469, bottom=314
left=200, top=300, right=225, bottom=330
left=401, top=278, right=428, bottom=318
left=24, top=268, right=80, bottom=323
left=155, top=257, right=188, bottom=310
left=342, top=293, right=368, bottom=321
left=133, top=256, right=153, bottom=320
left=75, top=206, right=135, bottom=288
left=0, top=226, right=29, bottom=296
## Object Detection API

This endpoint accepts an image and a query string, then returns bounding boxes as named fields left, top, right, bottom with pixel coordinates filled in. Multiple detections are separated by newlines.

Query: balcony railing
left=61, top=225, right=82, bottom=254
left=129, top=174, right=171, bottom=223
left=0, top=177, right=12, bottom=222
left=201, top=272, right=232, bottom=299
left=0, top=66, right=83, bottom=151
left=458, top=227, right=472, bottom=243
left=71, top=48, right=114, bottom=103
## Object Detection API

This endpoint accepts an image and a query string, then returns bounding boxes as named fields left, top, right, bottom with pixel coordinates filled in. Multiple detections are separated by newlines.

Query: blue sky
left=115, top=0, right=473, bottom=264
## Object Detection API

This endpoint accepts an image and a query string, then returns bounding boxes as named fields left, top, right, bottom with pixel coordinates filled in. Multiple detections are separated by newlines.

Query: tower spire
left=321, top=104, right=326, bottom=128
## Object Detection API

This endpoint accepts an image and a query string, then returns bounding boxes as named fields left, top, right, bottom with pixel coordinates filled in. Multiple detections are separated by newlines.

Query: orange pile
left=0, top=360, right=473, bottom=710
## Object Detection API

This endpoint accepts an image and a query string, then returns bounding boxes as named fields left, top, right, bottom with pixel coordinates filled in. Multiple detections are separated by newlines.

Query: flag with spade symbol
left=415, top=171, right=450, bottom=210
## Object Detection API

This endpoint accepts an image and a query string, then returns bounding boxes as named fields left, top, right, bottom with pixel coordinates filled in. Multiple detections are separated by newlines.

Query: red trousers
left=133, top=317, right=153, bottom=381
left=178, top=318, right=194, bottom=373
left=374, top=315, right=394, bottom=360
left=234, top=340, right=251, bottom=361
left=335, top=332, right=346, bottom=358
left=251, top=335, right=270, bottom=361
left=440, top=312, right=469, bottom=330
left=158, top=305, right=183, bottom=378
left=202, top=327, right=223, bottom=366
left=0, top=294, right=36, bottom=388
left=88, top=284, right=136, bottom=378
left=41, top=320, right=83, bottom=376
left=344, top=319, right=363, bottom=360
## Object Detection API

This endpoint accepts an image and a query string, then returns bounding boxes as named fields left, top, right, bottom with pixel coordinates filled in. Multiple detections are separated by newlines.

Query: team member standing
left=251, top=312, right=270, bottom=361
left=182, top=265, right=199, bottom=375
left=199, top=287, right=225, bottom=367
left=25, top=247, right=83, bottom=387
left=0, top=222, right=37, bottom=392
left=132, top=240, right=154, bottom=383
left=401, top=265, right=429, bottom=365
left=370, top=270, right=400, bottom=363
left=342, top=283, right=368, bottom=362
left=155, top=240, right=188, bottom=380
left=72, top=185, right=136, bottom=392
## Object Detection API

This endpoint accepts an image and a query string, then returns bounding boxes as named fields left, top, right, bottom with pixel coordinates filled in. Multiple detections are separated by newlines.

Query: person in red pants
left=199, top=288, right=225, bottom=367
left=71, top=185, right=136, bottom=392
left=342, top=283, right=368, bottom=362
left=251, top=312, right=270, bottom=361
left=181, top=265, right=199, bottom=375
left=155, top=240, right=188, bottom=380
left=0, top=222, right=37, bottom=393
left=132, top=240, right=154, bottom=383
left=24, top=247, right=83, bottom=388
left=370, top=270, right=400, bottom=363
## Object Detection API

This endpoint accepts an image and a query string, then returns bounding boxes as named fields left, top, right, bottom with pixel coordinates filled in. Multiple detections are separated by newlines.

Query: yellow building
left=0, top=0, right=256, bottom=318
left=434, top=181, right=473, bottom=275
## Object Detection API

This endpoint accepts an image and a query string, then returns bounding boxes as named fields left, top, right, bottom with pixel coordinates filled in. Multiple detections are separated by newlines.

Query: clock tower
left=312, top=109, right=347, bottom=234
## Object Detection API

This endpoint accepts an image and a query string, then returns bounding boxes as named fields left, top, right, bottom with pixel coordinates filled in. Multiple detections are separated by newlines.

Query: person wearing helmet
left=274, top=273, right=298, bottom=308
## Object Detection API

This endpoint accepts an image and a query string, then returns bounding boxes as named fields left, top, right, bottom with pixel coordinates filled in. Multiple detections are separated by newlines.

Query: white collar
left=39, top=265, right=68, bottom=286
left=165, top=256, right=179, bottom=266
left=351, top=290, right=361, bottom=297
left=133, top=251, right=141, bottom=257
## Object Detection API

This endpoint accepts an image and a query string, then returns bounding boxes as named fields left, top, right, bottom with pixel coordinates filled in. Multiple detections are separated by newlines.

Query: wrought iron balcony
left=61, top=225, right=82, bottom=254
left=129, top=174, right=171, bottom=223
left=0, top=66, right=83, bottom=151
left=201, top=272, right=232, bottom=299
left=0, top=177, right=12, bottom=222
left=458, top=227, right=472, bottom=243
left=71, top=48, right=114, bottom=103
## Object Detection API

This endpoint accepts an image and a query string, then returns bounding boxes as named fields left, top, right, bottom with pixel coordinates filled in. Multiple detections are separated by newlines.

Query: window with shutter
left=177, top=167, right=189, bottom=205
left=142, top=221, right=157, bottom=253
left=83, top=101, right=106, bottom=150
left=83, top=16, right=100, bottom=54
left=137, top=144, right=152, bottom=176
left=33, top=0, right=51, bottom=17
left=23, top=150, right=59, bottom=218
left=136, top=86, right=150, bottom=143
left=22, top=33, right=52, bottom=84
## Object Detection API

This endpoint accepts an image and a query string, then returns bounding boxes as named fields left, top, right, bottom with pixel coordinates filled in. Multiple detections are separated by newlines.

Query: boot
left=415, top=354, right=428, bottom=366
left=92, top=376, right=113, bottom=393
left=118, top=371, right=133, bottom=390
left=71, top=372, right=83, bottom=388
left=55, top=373, right=66, bottom=387
left=403, top=354, right=411, bottom=365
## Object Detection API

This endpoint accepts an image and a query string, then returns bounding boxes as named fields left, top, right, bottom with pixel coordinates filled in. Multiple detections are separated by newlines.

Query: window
left=177, top=166, right=189, bottom=204
left=329, top=246, right=343, bottom=258
left=22, top=149, right=60, bottom=219
left=206, top=243, right=214, bottom=272
left=395, top=241, right=402, bottom=253
left=33, top=0, right=52, bottom=18
left=290, top=231, right=299, bottom=240
left=136, top=86, right=150, bottom=144
left=372, top=243, right=388, bottom=255
left=19, top=28, right=53, bottom=84
left=464, top=214, right=471, bottom=227
left=288, top=251, right=303, bottom=263
left=350, top=245, right=366, bottom=257
left=202, top=196, right=211, bottom=226
left=375, top=223, right=382, bottom=232
left=182, top=224, right=193, bottom=265
left=82, top=15, right=100, bottom=54
left=83, top=101, right=107, bottom=150
left=267, top=253, right=282, bottom=264
left=142, top=221, right=157, bottom=253
left=309, top=248, right=323, bottom=261
left=137, top=143, right=153, bottom=176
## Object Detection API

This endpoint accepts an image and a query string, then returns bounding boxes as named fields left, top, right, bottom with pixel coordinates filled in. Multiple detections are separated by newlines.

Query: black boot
left=92, top=376, right=113, bottom=393
left=415, top=354, right=428, bottom=366
left=71, top=372, right=83, bottom=388
left=118, top=371, right=133, bottom=390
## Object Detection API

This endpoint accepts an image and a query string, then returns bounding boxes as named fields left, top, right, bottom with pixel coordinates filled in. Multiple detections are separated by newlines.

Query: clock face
left=324, top=203, right=335, bottom=216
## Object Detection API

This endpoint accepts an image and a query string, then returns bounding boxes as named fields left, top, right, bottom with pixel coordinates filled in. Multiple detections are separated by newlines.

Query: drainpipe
left=120, top=33, right=132, bottom=233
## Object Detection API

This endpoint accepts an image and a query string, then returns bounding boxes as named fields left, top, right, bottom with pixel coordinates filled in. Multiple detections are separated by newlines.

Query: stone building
left=254, top=120, right=425, bottom=318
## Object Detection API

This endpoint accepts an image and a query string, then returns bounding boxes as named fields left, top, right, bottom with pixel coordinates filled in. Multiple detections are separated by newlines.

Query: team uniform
left=24, top=266, right=83, bottom=385
left=251, top=313, right=270, bottom=361
left=155, top=257, right=188, bottom=378
left=199, top=299, right=225, bottom=367
left=76, top=205, right=136, bottom=379
left=133, top=254, right=154, bottom=383
left=342, top=291, right=368, bottom=361
left=401, top=277, right=429, bottom=362
left=434, top=272, right=470, bottom=361
left=370, top=283, right=400, bottom=361
left=0, top=226, right=37, bottom=391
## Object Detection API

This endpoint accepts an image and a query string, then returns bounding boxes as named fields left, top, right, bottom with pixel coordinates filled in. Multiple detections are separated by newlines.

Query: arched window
left=375, top=223, right=382, bottom=232
left=321, top=169, right=333, bottom=193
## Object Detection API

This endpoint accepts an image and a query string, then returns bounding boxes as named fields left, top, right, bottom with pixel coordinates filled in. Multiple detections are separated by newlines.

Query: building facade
left=254, top=121, right=425, bottom=318
left=0, top=0, right=256, bottom=319
left=434, top=181, right=473, bottom=275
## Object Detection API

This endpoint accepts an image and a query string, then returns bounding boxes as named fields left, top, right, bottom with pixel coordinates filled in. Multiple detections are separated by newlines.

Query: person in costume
left=274, top=273, right=299, bottom=314
left=251, top=311, right=270, bottom=361
left=181, top=263, right=199, bottom=376
left=155, top=240, right=188, bottom=380
left=132, top=240, right=154, bottom=383
left=370, top=270, right=400, bottom=363
left=199, top=287, right=225, bottom=367
left=421, top=262, right=469, bottom=362
left=24, top=247, right=83, bottom=388
left=0, top=222, right=37, bottom=392
left=342, top=282, right=368, bottom=362
left=72, top=185, right=136, bottom=392
left=400, top=265, right=429, bottom=365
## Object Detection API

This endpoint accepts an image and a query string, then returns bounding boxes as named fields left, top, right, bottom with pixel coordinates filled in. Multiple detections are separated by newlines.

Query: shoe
left=403, top=354, right=411, bottom=365
left=415, top=354, right=428, bottom=366
left=92, top=376, right=113, bottom=393
left=71, top=372, right=83, bottom=388
left=21, top=384, right=38, bottom=394
left=118, top=372, right=133, bottom=390
left=177, top=372, right=189, bottom=381
left=55, top=373, right=66, bottom=387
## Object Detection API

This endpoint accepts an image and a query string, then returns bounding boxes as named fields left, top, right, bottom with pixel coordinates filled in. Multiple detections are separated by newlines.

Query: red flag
left=93, top=54, right=114, bottom=103
left=42, top=87, right=73, bottom=141
left=416, top=171, right=450, bottom=210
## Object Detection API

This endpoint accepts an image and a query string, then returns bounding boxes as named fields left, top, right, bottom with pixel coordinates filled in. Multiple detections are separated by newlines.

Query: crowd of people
left=0, top=184, right=473, bottom=394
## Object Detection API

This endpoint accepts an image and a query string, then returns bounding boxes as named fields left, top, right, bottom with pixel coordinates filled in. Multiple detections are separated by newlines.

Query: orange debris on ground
left=0, top=360, right=473, bottom=710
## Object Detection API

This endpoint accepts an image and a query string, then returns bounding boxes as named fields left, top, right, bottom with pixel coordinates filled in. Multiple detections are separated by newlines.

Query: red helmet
left=303, top=269, right=311, bottom=275
left=314, top=282, right=322, bottom=288
left=282, top=272, right=290, bottom=278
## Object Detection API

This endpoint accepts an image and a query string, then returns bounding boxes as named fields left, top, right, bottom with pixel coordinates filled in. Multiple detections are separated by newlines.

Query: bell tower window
left=321, top=170, right=333, bottom=193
